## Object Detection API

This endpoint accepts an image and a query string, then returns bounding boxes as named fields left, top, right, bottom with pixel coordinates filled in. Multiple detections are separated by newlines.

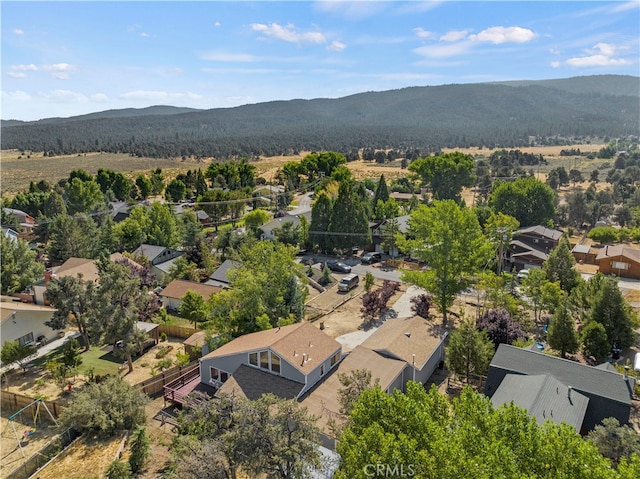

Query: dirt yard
left=34, top=432, right=126, bottom=479
left=1, top=337, right=187, bottom=403
left=0, top=409, right=60, bottom=475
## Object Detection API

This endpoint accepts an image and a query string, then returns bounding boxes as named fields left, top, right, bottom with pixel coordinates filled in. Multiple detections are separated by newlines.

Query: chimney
left=624, top=366, right=630, bottom=378
left=301, top=353, right=306, bottom=366
left=567, top=386, right=572, bottom=398
left=44, top=269, right=52, bottom=286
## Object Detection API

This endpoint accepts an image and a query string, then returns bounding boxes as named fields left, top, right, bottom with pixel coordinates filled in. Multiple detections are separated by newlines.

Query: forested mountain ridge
left=2, top=75, right=638, bottom=160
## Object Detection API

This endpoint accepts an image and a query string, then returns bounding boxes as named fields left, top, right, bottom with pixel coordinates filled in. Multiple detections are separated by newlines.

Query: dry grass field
left=1, top=144, right=608, bottom=196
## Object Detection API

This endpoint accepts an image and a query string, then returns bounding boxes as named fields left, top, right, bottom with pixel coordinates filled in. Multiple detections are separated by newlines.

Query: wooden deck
left=163, top=367, right=216, bottom=406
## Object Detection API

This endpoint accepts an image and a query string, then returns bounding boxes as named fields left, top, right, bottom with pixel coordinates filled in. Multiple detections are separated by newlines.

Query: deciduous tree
left=580, top=321, right=610, bottom=362
left=0, top=235, right=44, bottom=295
left=409, top=152, right=475, bottom=202
left=0, top=341, right=36, bottom=372
left=58, top=375, right=148, bottom=437
left=399, top=200, right=492, bottom=325
left=488, top=176, right=556, bottom=227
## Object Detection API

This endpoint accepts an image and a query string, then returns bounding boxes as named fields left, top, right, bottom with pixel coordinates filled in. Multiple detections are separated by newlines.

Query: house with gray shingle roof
left=490, top=373, right=589, bottom=432
left=485, top=344, right=635, bottom=433
left=199, top=322, right=342, bottom=398
left=205, top=259, right=241, bottom=288
left=507, top=225, right=563, bottom=271
left=133, top=243, right=184, bottom=279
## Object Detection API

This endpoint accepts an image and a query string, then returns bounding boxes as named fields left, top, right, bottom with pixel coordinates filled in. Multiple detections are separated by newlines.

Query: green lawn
left=31, top=340, right=122, bottom=377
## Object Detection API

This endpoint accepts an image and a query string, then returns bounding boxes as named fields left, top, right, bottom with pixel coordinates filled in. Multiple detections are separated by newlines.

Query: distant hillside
left=2, top=75, right=638, bottom=159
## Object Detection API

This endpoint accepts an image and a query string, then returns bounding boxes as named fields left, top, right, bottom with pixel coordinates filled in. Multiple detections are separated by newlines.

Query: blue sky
left=2, top=1, right=638, bottom=121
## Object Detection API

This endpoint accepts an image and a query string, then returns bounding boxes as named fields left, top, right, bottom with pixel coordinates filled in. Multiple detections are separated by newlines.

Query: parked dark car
left=361, top=252, right=382, bottom=264
left=326, top=261, right=352, bottom=273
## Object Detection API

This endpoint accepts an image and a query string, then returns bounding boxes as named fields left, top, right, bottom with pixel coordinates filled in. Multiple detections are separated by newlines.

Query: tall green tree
left=309, top=191, right=333, bottom=253
left=66, top=177, right=105, bottom=215
left=336, top=383, right=620, bottom=479
left=589, top=277, right=637, bottom=348
left=48, top=214, right=99, bottom=263
left=45, top=275, right=96, bottom=350
left=446, top=318, right=495, bottom=383
left=488, top=176, right=556, bottom=227
left=179, top=291, right=210, bottom=328
left=327, top=181, right=372, bottom=252
left=543, top=235, right=580, bottom=293
left=398, top=200, right=493, bottom=325
left=408, top=152, right=475, bottom=202
left=175, top=392, right=321, bottom=479
left=547, top=304, right=579, bottom=358
left=147, top=202, right=181, bottom=247
left=483, top=212, right=519, bottom=274
left=135, top=174, right=152, bottom=199
left=588, top=417, right=640, bottom=468
left=580, top=321, right=610, bottom=362
left=58, top=375, right=148, bottom=437
left=165, top=179, right=187, bottom=202
left=372, top=174, right=390, bottom=208
left=521, top=268, right=550, bottom=324
left=1, top=341, right=36, bottom=372
left=0, top=235, right=44, bottom=295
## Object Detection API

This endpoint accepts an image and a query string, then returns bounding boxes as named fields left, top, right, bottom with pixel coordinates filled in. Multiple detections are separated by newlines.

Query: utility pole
left=497, top=228, right=508, bottom=275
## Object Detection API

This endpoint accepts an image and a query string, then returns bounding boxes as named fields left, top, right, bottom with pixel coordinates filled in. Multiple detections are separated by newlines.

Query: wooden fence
left=134, top=361, right=199, bottom=396
left=1, top=390, right=66, bottom=418
left=157, top=323, right=197, bottom=339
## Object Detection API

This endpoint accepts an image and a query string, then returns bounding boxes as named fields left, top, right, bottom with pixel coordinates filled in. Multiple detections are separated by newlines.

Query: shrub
left=160, top=332, right=168, bottom=342
left=106, top=458, right=132, bottom=479
left=128, top=426, right=151, bottom=473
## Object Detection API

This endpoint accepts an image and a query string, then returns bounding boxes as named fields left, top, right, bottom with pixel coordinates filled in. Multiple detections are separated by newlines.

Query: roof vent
left=404, top=332, right=411, bottom=338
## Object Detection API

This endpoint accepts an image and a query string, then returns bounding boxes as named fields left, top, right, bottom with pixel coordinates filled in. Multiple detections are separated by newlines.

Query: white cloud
left=140, top=32, right=150, bottom=38
left=413, top=41, right=472, bottom=58
left=41, top=90, right=90, bottom=104
left=90, top=93, right=109, bottom=102
left=251, top=23, right=326, bottom=44
left=565, top=54, right=631, bottom=67
left=13, top=28, right=24, bottom=36
left=12, top=64, right=38, bottom=71
left=559, top=42, right=632, bottom=68
left=41, top=63, right=77, bottom=80
left=469, top=26, right=537, bottom=44
left=7, top=72, right=26, bottom=78
left=214, top=21, right=221, bottom=27
left=551, top=61, right=561, bottom=68
left=440, top=30, right=468, bottom=42
left=414, top=27, right=434, bottom=39
left=201, top=51, right=257, bottom=62
left=610, top=1, right=639, bottom=13
left=328, top=40, right=346, bottom=52
left=589, top=42, right=617, bottom=56
left=1, top=90, right=32, bottom=101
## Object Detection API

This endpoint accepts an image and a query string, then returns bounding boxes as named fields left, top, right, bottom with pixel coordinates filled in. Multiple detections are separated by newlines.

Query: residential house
left=160, top=279, right=221, bottom=311
left=299, top=345, right=406, bottom=448
left=571, top=243, right=597, bottom=265
left=163, top=322, right=342, bottom=405
left=133, top=244, right=184, bottom=279
left=195, top=210, right=211, bottom=226
left=507, top=225, right=562, bottom=271
left=485, top=344, right=635, bottom=434
left=490, top=373, right=589, bottom=433
left=32, top=253, right=140, bottom=305
left=0, top=301, right=62, bottom=355
left=260, top=212, right=311, bottom=241
left=110, top=201, right=131, bottom=223
left=370, top=215, right=411, bottom=255
left=2, top=227, right=19, bottom=243
left=205, top=259, right=241, bottom=288
left=595, top=244, right=640, bottom=279
left=359, top=315, right=447, bottom=387
left=2, top=207, right=36, bottom=239
left=199, top=322, right=342, bottom=399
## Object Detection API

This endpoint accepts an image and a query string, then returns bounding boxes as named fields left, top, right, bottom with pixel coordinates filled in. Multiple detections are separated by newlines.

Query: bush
left=106, top=458, right=132, bottom=479
left=155, top=345, right=173, bottom=359
left=128, top=426, right=151, bottom=473
left=160, top=332, right=168, bottom=342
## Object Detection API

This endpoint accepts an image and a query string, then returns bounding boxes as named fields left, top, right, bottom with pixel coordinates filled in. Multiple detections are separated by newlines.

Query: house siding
left=0, top=309, right=62, bottom=353
left=298, top=349, right=341, bottom=396
left=597, top=255, right=640, bottom=279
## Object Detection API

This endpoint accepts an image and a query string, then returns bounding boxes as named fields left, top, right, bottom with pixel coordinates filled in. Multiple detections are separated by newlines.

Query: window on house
left=330, top=351, right=340, bottom=366
left=249, top=352, right=258, bottom=366
left=260, top=351, right=269, bottom=369
left=210, top=367, right=229, bottom=383
left=17, top=332, right=34, bottom=347
left=612, top=261, right=630, bottom=270
left=271, top=353, right=281, bottom=374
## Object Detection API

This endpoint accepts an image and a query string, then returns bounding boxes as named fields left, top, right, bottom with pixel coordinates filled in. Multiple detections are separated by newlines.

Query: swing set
left=2, top=398, right=58, bottom=458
